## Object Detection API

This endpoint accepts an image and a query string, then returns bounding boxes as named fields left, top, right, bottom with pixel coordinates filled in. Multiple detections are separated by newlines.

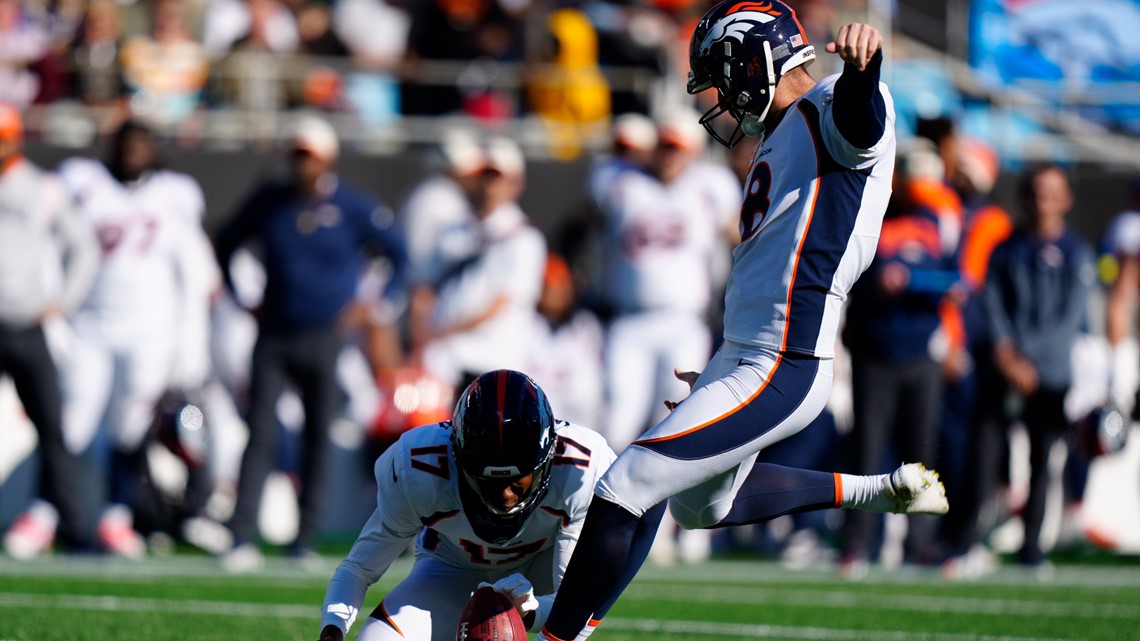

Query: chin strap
left=743, top=40, right=779, bottom=140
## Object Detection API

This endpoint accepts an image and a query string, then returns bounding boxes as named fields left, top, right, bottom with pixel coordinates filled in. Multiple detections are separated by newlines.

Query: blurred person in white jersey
left=410, top=137, right=547, bottom=391
left=566, top=112, right=657, bottom=313
left=0, top=105, right=100, bottom=559
left=525, top=254, right=605, bottom=428
left=536, top=5, right=948, bottom=641
left=397, top=129, right=485, bottom=279
left=595, top=108, right=739, bottom=452
left=56, top=120, right=219, bottom=557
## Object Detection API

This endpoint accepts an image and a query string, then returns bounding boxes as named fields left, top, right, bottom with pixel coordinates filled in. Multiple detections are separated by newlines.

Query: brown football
left=455, top=586, right=528, bottom=641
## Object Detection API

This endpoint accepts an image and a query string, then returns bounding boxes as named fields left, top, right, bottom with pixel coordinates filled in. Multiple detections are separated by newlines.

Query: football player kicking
left=317, top=370, right=654, bottom=641
left=536, top=5, right=948, bottom=641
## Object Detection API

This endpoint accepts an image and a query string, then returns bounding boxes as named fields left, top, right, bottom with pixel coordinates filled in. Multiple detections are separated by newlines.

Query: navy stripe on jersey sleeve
left=832, top=50, right=886, bottom=150
left=782, top=100, right=872, bottom=353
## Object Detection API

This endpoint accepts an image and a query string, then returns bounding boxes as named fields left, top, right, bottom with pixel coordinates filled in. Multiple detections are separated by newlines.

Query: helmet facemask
left=449, top=370, right=558, bottom=545
left=455, top=449, right=554, bottom=545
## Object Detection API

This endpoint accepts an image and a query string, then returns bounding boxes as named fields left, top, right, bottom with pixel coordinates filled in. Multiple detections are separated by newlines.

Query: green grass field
left=1, top=555, right=1138, bottom=641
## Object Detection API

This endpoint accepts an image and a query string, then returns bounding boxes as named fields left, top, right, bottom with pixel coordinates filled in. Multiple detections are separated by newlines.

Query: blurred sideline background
left=1, top=0, right=1139, bottom=567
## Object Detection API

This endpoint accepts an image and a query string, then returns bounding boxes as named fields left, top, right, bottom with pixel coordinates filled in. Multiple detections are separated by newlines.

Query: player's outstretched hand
left=318, top=624, right=344, bottom=641
left=825, top=23, right=882, bottom=71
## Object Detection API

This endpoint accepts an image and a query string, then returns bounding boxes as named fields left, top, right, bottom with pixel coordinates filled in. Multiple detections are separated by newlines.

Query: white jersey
left=725, top=74, right=896, bottom=357
left=671, top=159, right=743, bottom=289
left=398, top=174, right=473, bottom=280
left=525, top=310, right=605, bottom=428
left=58, top=158, right=218, bottom=342
left=321, top=421, right=614, bottom=633
left=0, top=159, right=97, bottom=327
left=597, top=166, right=729, bottom=315
left=424, top=203, right=546, bottom=381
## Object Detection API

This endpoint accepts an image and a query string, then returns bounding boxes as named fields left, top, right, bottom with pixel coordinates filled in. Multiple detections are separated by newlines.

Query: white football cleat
left=885, top=463, right=948, bottom=515
left=220, top=542, right=265, bottom=573
left=182, top=516, right=234, bottom=555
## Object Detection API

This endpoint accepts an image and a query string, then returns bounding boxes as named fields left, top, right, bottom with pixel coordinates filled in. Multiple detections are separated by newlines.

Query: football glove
left=479, top=573, right=539, bottom=617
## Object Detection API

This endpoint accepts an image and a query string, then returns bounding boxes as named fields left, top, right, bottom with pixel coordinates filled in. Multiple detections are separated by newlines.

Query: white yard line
left=4, top=557, right=1139, bottom=589
left=0, top=592, right=1089, bottom=641
left=601, top=618, right=1084, bottom=641
left=623, top=584, right=1140, bottom=619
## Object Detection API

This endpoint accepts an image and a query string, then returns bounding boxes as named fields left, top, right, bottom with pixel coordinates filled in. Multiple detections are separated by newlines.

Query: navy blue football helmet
left=687, top=0, right=816, bottom=147
left=451, top=370, right=557, bottom=544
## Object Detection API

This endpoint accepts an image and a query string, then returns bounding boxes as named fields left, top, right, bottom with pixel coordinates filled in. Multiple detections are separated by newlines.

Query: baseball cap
left=289, top=114, right=339, bottom=161
left=439, top=128, right=485, bottom=177
left=655, top=107, right=706, bottom=153
left=612, top=113, right=656, bottom=152
left=483, top=136, right=525, bottom=177
left=0, top=104, right=23, bottom=140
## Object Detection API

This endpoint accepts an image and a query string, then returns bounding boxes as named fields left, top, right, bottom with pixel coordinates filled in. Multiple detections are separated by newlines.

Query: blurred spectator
left=974, top=165, right=1095, bottom=572
left=211, top=0, right=301, bottom=115
left=401, top=0, right=524, bottom=117
left=44, top=0, right=87, bottom=52
left=525, top=8, right=610, bottom=159
left=840, top=141, right=963, bottom=574
left=0, top=105, right=99, bottom=559
left=56, top=120, right=218, bottom=558
left=594, top=109, right=735, bottom=452
left=203, top=0, right=299, bottom=58
left=585, top=112, right=657, bottom=211
left=397, top=128, right=484, bottom=278
left=119, top=0, right=208, bottom=127
left=0, top=0, right=53, bottom=107
left=563, top=112, right=657, bottom=309
left=1104, top=178, right=1140, bottom=360
left=938, top=136, right=1013, bottom=577
left=525, top=253, right=604, bottom=427
left=213, top=115, right=408, bottom=568
left=332, top=0, right=407, bottom=66
left=580, top=1, right=672, bottom=114
left=69, top=0, right=125, bottom=108
left=410, top=136, right=546, bottom=391
left=296, top=3, right=348, bottom=57
left=328, top=0, right=407, bottom=119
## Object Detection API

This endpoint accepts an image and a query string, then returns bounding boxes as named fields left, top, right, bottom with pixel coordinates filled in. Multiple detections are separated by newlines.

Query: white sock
left=839, top=473, right=893, bottom=511
left=575, top=619, right=601, bottom=641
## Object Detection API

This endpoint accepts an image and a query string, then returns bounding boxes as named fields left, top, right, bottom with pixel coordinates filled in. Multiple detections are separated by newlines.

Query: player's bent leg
left=358, top=556, right=484, bottom=641
left=705, top=462, right=840, bottom=528
left=355, top=609, right=410, bottom=641
left=599, top=347, right=832, bottom=520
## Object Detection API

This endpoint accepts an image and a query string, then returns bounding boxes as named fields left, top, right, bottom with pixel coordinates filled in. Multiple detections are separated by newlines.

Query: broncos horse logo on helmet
left=687, top=0, right=815, bottom=147
left=451, top=370, right=557, bottom=545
